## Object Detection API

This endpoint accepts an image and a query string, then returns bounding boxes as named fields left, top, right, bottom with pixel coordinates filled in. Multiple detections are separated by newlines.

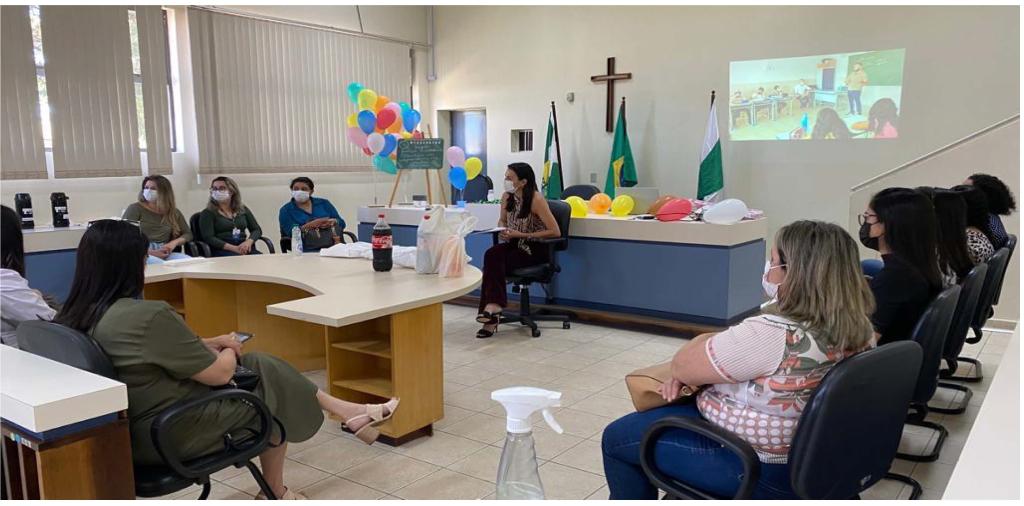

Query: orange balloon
left=374, top=96, right=390, bottom=112
left=589, top=193, right=612, bottom=214
left=386, top=120, right=403, bottom=134
left=648, top=195, right=679, bottom=215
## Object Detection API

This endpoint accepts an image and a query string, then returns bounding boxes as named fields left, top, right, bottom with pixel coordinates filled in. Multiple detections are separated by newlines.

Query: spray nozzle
left=492, top=386, right=563, bottom=434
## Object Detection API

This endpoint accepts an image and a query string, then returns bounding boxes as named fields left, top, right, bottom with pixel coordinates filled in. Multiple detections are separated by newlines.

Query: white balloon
left=367, top=133, right=385, bottom=154
left=702, top=199, right=749, bottom=225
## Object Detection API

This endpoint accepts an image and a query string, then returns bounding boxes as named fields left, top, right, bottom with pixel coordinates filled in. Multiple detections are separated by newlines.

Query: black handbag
left=218, top=365, right=260, bottom=392
left=301, top=224, right=341, bottom=251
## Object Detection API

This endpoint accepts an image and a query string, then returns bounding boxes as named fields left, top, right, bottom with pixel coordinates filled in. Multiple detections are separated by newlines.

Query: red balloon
left=656, top=198, right=693, bottom=222
left=362, top=147, right=372, bottom=156
left=376, top=108, right=397, bottom=130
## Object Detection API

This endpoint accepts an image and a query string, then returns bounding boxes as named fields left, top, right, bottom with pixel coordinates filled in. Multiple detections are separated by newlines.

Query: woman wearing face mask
left=858, top=187, right=943, bottom=345
left=475, top=162, right=561, bottom=338
left=122, top=176, right=192, bottom=264
left=198, top=177, right=264, bottom=256
left=601, top=221, right=875, bottom=499
left=278, top=177, right=346, bottom=252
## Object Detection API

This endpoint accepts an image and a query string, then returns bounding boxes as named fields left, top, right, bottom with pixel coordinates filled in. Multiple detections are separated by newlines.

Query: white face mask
left=762, top=259, right=786, bottom=299
left=292, top=190, right=311, bottom=203
left=142, top=189, right=158, bottom=202
left=504, top=179, right=516, bottom=193
left=211, top=190, right=231, bottom=202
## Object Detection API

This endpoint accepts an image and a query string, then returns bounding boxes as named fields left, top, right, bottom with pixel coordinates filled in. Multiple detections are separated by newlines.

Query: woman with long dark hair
left=1, top=205, right=56, bottom=347
left=858, top=187, right=942, bottom=345
left=929, top=189, right=975, bottom=285
left=475, top=162, right=561, bottom=338
left=966, top=173, right=1016, bottom=248
left=56, top=220, right=400, bottom=499
left=867, top=98, right=899, bottom=138
left=123, top=175, right=192, bottom=264
left=952, top=184, right=997, bottom=264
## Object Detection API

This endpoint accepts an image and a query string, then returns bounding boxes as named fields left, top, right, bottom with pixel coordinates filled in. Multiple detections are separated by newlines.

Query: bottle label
left=372, top=234, right=392, bottom=249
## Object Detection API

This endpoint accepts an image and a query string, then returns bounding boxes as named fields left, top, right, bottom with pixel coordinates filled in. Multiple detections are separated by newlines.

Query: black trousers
left=478, top=242, right=548, bottom=313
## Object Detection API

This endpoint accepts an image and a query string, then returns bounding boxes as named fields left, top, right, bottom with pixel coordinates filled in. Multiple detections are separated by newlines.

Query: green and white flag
left=697, top=95, right=724, bottom=201
left=604, top=101, right=637, bottom=198
left=542, top=109, right=562, bottom=199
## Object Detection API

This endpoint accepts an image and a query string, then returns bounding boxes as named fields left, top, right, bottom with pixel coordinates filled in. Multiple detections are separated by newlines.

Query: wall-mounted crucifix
left=591, top=57, right=632, bottom=132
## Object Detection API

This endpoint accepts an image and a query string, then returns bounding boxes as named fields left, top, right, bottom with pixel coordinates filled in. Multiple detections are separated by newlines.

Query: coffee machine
left=50, top=192, right=70, bottom=228
left=14, top=193, right=34, bottom=229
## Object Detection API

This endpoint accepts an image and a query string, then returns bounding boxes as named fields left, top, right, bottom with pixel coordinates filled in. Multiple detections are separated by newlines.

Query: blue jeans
left=848, top=90, right=862, bottom=115
left=862, top=258, right=884, bottom=278
left=601, top=403, right=796, bottom=500
left=147, top=242, right=192, bottom=264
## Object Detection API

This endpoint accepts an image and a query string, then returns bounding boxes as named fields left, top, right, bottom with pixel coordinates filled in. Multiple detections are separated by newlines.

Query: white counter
left=358, top=204, right=767, bottom=247
left=22, top=224, right=88, bottom=253
left=1, top=345, right=127, bottom=434
left=943, top=326, right=1020, bottom=499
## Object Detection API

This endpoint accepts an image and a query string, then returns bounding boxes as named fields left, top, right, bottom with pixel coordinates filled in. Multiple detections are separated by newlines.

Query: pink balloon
left=412, top=130, right=424, bottom=139
left=367, top=133, right=386, bottom=154
left=385, top=102, right=402, bottom=117
left=376, top=109, right=397, bottom=130
left=446, top=146, right=465, bottom=167
left=346, top=127, right=367, bottom=149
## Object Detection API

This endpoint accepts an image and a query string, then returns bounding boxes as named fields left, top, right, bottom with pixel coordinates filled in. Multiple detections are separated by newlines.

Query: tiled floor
left=154, top=304, right=1012, bottom=500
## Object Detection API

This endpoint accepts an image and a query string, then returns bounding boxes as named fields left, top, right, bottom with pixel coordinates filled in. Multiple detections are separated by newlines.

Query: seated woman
left=278, top=176, right=346, bottom=252
left=965, top=173, right=1016, bottom=249
left=122, top=175, right=192, bottom=264
left=55, top=220, right=399, bottom=500
left=475, top=162, right=561, bottom=338
left=859, top=188, right=943, bottom=345
left=601, top=220, right=875, bottom=500
left=199, top=176, right=264, bottom=256
left=1, top=205, right=57, bottom=347
left=867, top=98, right=899, bottom=139
left=930, top=189, right=975, bottom=286
left=810, top=107, right=853, bottom=140
left=952, top=184, right=997, bottom=264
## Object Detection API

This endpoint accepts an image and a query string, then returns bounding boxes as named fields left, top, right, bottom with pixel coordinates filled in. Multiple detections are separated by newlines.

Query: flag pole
left=710, top=90, right=715, bottom=109
left=550, top=101, right=565, bottom=194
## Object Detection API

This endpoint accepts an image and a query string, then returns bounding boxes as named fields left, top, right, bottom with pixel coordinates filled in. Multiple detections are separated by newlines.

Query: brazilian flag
left=604, top=101, right=637, bottom=197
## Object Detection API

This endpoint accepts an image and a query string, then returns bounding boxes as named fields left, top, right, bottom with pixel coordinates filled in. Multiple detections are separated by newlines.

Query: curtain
left=1, top=6, right=47, bottom=180
left=136, top=6, right=172, bottom=175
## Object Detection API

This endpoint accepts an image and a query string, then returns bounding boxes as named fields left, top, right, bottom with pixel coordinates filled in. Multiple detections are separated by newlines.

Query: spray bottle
left=492, top=387, right=564, bottom=500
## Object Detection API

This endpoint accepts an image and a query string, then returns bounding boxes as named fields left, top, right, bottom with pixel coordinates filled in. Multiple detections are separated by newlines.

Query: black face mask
left=859, top=222, right=880, bottom=251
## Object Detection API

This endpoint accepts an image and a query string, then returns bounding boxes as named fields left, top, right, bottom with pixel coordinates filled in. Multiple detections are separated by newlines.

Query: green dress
left=90, top=298, right=323, bottom=465
left=121, top=203, right=192, bottom=244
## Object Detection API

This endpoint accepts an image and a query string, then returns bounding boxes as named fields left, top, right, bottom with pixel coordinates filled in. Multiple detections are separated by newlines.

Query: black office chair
left=894, top=284, right=960, bottom=463
left=560, top=184, right=600, bottom=200
left=189, top=212, right=276, bottom=257
left=280, top=229, right=358, bottom=253
left=931, top=264, right=986, bottom=413
left=17, top=321, right=281, bottom=500
left=453, top=175, right=493, bottom=204
left=493, top=199, right=574, bottom=338
left=640, top=342, right=924, bottom=500
left=966, top=247, right=1010, bottom=346
left=991, top=234, right=1016, bottom=306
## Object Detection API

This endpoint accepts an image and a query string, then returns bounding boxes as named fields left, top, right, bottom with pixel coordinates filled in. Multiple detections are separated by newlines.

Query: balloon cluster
left=445, top=146, right=483, bottom=191
left=344, top=82, right=424, bottom=175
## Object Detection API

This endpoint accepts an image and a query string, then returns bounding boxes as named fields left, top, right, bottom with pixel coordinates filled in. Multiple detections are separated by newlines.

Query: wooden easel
left=387, top=168, right=448, bottom=207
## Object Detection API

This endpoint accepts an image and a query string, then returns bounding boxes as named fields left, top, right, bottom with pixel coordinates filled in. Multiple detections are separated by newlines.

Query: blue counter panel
left=24, top=249, right=77, bottom=303
left=361, top=222, right=765, bottom=326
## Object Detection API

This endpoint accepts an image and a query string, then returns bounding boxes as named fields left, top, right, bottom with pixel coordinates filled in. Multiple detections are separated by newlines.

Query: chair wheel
left=532, top=329, right=541, bottom=338
left=562, top=322, right=570, bottom=329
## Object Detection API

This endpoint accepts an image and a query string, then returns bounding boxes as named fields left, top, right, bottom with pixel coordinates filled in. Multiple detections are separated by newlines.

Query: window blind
left=136, top=6, right=172, bottom=175
left=188, top=7, right=413, bottom=174
left=41, top=6, right=141, bottom=178
left=1, top=6, right=47, bottom=180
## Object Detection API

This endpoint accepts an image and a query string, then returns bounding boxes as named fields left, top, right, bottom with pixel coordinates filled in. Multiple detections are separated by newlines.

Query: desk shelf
left=331, top=340, right=392, bottom=359
left=332, top=378, right=393, bottom=398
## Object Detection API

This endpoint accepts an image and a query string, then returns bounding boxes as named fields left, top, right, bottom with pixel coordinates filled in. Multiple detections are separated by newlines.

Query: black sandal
left=476, top=325, right=497, bottom=339
left=476, top=311, right=501, bottom=324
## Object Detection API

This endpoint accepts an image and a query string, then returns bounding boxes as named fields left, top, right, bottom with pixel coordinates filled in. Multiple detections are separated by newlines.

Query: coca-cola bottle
left=372, top=214, right=393, bottom=272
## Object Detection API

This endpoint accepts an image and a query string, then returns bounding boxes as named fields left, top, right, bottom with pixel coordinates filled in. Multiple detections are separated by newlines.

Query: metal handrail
left=850, top=115, right=1020, bottom=192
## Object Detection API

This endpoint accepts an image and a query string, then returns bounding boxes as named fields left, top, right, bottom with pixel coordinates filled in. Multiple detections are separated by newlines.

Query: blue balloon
left=379, top=134, right=398, bottom=157
left=357, top=110, right=376, bottom=135
left=373, top=155, right=397, bottom=175
left=449, top=166, right=467, bottom=190
left=402, top=109, right=421, bottom=133
left=347, top=82, right=364, bottom=104
left=399, top=101, right=412, bottom=114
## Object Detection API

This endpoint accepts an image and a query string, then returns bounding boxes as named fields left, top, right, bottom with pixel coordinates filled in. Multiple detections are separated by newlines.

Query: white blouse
left=1, top=268, right=57, bottom=347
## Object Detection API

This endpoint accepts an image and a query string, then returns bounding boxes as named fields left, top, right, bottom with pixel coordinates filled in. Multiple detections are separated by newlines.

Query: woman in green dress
left=56, top=220, right=399, bottom=500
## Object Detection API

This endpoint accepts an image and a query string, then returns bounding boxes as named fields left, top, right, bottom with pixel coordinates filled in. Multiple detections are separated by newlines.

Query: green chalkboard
left=397, top=138, right=444, bottom=170
left=848, top=49, right=906, bottom=87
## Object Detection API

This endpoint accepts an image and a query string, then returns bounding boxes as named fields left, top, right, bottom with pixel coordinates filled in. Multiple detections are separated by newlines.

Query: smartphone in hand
left=235, top=332, right=254, bottom=344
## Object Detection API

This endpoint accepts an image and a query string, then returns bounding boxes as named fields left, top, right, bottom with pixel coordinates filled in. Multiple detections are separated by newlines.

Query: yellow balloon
left=346, top=112, right=358, bottom=128
left=564, top=196, right=587, bottom=218
left=610, top=195, right=635, bottom=217
left=589, top=193, right=612, bottom=214
left=374, top=95, right=390, bottom=112
left=357, top=89, right=378, bottom=110
left=465, top=157, right=483, bottom=180
left=401, top=131, right=413, bottom=139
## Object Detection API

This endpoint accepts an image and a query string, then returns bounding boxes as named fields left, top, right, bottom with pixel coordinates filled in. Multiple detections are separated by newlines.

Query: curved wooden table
left=144, top=254, right=482, bottom=444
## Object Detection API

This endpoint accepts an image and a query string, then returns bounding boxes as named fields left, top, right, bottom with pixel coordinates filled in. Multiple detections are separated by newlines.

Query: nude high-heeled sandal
left=344, top=398, right=400, bottom=445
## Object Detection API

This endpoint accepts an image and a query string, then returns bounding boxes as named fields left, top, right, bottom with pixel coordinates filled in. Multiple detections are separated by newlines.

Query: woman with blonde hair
left=123, top=175, right=192, bottom=264
left=199, top=176, right=265, bottom=256
left=601, top=220, right=875, bottom=500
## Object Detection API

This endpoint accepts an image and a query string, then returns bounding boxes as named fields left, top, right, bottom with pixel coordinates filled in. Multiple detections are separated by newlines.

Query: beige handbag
left=625, top=362, right=699, bottom=412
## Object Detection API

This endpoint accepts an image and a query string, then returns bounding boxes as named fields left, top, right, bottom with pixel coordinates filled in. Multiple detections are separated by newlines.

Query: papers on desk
left=161, top=257, right=209, bottom=267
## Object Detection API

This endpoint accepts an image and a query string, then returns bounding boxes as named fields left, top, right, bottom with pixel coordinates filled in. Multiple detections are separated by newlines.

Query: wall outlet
left=589, top=173, right=597, bottom=183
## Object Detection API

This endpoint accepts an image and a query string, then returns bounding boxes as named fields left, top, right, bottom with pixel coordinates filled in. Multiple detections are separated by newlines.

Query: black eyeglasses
left=857, top=212, right=879, bottom=226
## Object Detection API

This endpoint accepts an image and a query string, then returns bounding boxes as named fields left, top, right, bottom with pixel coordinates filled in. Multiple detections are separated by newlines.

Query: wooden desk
left=143, top=255, right=482, bottom=444
left=1, top=345, right=132, bottom=499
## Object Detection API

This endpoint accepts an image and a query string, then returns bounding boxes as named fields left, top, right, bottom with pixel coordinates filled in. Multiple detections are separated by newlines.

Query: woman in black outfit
left=858, top=187, right=943, bottom=345
left=929, top=189, right=976, bottom=286
left=964, top=173, right=1015, bottom=249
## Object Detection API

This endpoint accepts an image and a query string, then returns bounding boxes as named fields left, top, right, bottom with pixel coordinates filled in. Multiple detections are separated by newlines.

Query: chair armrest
left=188, top=240, right=212, bottom=258
left=151, top=389, right=274, bottom=479
left=280, top=237, right=292, bottom=253
left=256, top=237, right=276, bottom=254
left=342, top=231, right=358, bottom=244
left=639, top=416, right=761, bottom=500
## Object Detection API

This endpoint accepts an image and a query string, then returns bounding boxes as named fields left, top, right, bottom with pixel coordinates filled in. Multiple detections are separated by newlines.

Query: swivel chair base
left=500, top=283, right=574, bottom=338
left=883, top=472, right=924, bottom=500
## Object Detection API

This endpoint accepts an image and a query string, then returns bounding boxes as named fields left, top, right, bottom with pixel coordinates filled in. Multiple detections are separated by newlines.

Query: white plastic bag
left=416, top=207, right=477, bottom=275
left=437, top=212, right=477, bottom=277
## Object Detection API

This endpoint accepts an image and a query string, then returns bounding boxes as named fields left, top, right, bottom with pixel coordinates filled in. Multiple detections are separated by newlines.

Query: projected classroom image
left=728, top=48, right=905, bottom=141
